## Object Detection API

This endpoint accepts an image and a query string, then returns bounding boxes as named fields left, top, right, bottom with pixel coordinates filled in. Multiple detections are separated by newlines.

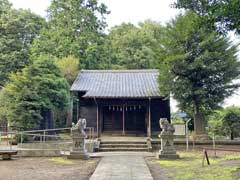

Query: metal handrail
left=0, top=126, right=95, bottom=147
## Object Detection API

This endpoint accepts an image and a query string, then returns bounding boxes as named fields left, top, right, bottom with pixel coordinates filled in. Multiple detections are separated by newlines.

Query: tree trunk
left=40, top=110, right=46, bottom=130
left=46, top=109, right=55, bottom=136
left=46, top=109, right=54, bottom=130
left=230, top=132, right=234, bottom=140
left=193, top=101, right=206, bottom=135
left=66, top=93, right=73, bottom=127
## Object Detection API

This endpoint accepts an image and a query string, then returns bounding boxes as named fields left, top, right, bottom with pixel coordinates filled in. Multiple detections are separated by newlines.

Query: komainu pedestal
left=157, top=118, right=179, bottom=159
left=68, top=118, right=89, bottom=160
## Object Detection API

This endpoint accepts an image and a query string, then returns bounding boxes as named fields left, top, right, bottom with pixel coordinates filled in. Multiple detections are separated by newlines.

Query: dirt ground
left=0, top=157, right=100, bottom=180
left=146, top=150, right=240, bottom=180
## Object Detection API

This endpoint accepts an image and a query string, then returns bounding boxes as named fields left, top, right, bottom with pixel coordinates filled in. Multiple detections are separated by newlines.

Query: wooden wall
left=150, top=98, right=170, bottom=132
left=77, top=92, right=170, bottom=136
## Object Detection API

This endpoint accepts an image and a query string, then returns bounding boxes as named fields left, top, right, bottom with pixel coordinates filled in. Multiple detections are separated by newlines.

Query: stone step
left=100, top=141, right=146, bottom=144
left=98, top=147, right=148, bottom=152
left=100, top=144, right=148, bottom=148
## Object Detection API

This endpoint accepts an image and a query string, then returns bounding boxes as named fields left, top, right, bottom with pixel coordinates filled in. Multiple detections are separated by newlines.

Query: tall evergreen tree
left=158, top=12, right=240, bottom=136
left=0, top=0, right=45, bottom=85
left=31, top=0, right=110, bottom=69
left=0, top=56, right=69, bottom=130
left=174, top=0, right=240, bottom=34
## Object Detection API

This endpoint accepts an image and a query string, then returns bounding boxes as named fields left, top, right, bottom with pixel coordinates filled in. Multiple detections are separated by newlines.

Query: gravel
left=0, top=157, right=100, bottom=180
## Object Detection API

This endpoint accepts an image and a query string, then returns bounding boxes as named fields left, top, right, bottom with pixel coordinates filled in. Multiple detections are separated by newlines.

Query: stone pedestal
left=67, top=133, right=89, bottom=160
left=157, top=133, right=179, bottom=159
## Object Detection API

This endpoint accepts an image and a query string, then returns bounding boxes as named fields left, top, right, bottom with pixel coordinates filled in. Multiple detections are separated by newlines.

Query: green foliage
left=31, top=0, right=110, bottom=69
left=107, top=21, right=164, bottom=69
left=171, top=111, right=185, bottom=123
left=0, top=0, right=11, bottom=14
left=174, top=0, right=240, bottom=34
left=0, top=0, right=45, bottom=84
left=208, top=109, right=225, bottom=136
left=55, top=56, right=79, bottom=85
left=14, top=134, right=29, bottom=143
left=208, top=106, right=240, bottom=139
left=0, top=56, right=70, bottom=130
left=158, top=12, right=240, bottom=133
left=222, top=106, right=240, bottom=139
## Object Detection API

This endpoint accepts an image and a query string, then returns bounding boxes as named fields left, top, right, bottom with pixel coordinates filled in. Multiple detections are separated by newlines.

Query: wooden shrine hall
left=71, top=69, right=170, bottom=137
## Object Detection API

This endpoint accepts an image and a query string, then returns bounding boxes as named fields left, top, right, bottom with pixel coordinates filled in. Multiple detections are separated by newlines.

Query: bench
left=0, top=150, right=18, bottom=160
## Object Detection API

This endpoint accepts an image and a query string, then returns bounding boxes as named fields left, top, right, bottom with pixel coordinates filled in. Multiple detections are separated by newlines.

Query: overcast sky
left=8, top=0, right=181, bottom=27
left=8, top=0, right=240, bottom=110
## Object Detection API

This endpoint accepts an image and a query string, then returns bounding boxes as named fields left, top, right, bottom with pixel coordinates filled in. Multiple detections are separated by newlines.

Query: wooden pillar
left=76, top=99, right=79, bottom=121
left=96, top=103, right=99, bottom=137
left=94, top=97, right=99, bottom=137
left=123, top=105, right=125, bottom=135
left=148, top=98, right=151, bottom=137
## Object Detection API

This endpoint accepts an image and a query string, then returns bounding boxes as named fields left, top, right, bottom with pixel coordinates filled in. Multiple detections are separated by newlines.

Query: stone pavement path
left=90, top=153, right=153, bottom=180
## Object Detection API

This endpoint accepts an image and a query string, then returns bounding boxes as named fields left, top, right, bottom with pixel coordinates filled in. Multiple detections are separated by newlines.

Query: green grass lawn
left=150, top=151, right=240, bottom=180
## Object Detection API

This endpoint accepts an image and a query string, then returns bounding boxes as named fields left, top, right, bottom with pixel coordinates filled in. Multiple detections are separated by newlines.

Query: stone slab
left=90, top=154, right=153, bottom=180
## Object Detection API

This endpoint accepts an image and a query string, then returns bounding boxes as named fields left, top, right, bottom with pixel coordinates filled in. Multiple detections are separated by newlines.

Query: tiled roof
left=71, top=69, right=162, bottom=98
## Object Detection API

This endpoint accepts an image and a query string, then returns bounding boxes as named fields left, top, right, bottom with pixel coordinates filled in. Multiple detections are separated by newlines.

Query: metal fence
left=0, top=127, right=95, bottom=151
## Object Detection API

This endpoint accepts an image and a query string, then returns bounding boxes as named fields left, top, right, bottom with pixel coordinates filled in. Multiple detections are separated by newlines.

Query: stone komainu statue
left=71, top=118, right=87, bottom=136
left=159, top=118, right=175, bottom=134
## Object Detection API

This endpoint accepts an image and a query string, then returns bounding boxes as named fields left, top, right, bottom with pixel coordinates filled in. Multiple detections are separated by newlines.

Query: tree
left=222, top=106, right=240, bottom=140
left=55, top=56, right=80, bottom=126
left=174, top=0, right=240, bottom=34
left=107, top=21, right=163, bottom=69
left=158, top=12, right=240, bottom=136
left=207, top=109, right=225, bottom=137
left=55, top=56, right=79, bottom=85
left=0, top=56, right=69, bottom=130
left=0, top=0, right=11, bottom=14
left=31, top=0, right=110, bottom=69
left=0, top=0, right=45, bottom=84
left=208, top=107, right=240, bottom=139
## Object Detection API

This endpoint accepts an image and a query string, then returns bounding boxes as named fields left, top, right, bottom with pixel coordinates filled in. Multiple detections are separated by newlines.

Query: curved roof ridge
left=81, top=69, right=158, bottom=73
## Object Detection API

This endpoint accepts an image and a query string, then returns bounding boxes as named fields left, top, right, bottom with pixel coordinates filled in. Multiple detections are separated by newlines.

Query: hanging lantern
left=134, top=106, right=136, bottom=110
left=120, top=107, right=122, bottom=111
